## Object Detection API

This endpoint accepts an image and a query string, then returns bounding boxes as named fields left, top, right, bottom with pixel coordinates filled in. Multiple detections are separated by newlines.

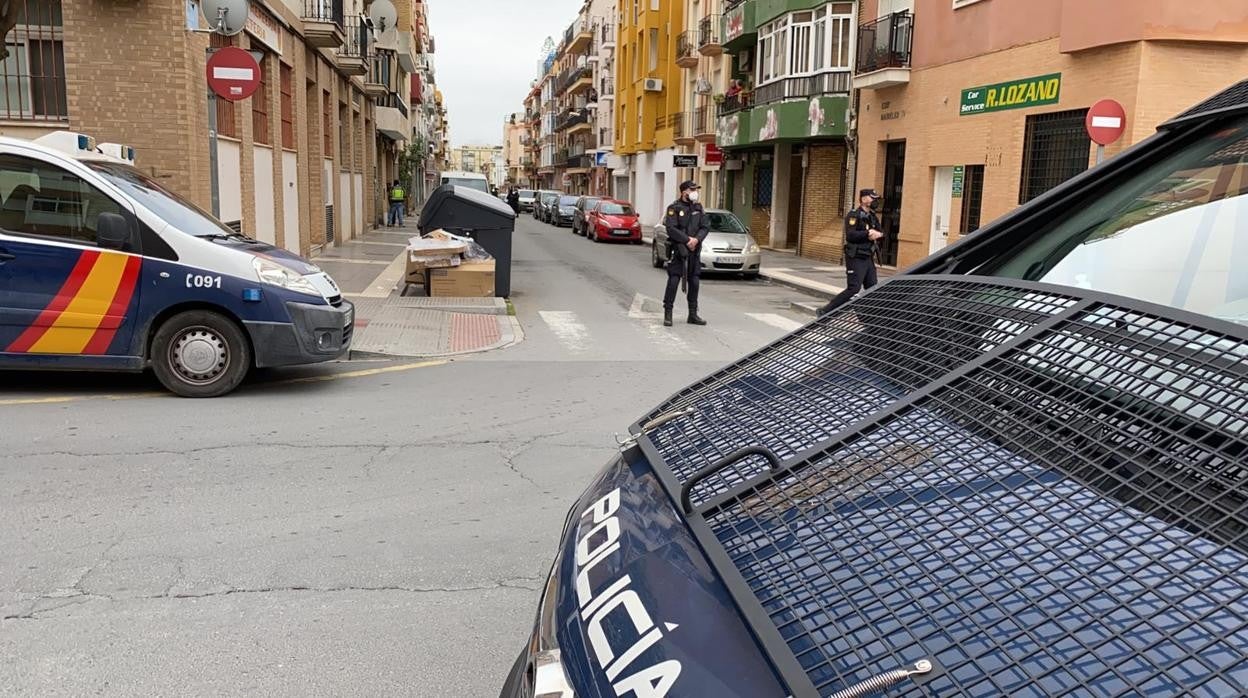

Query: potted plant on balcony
left=713, top=93, right=726, bottom=104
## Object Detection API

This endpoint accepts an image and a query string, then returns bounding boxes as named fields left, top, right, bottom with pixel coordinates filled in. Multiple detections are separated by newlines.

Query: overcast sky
left=429, top=0, right=584, bottom=147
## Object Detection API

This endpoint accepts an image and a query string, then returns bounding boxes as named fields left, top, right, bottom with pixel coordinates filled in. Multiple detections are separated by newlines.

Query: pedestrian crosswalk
left=527, top=295, right=809, bottom=361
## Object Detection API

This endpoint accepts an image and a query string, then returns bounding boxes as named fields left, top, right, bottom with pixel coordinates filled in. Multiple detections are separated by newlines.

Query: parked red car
left=585, top=199, right=643, bottom=243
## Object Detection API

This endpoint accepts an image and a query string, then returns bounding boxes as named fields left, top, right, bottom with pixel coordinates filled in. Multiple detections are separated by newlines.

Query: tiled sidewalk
left=311, top=224, right=522, bottom=359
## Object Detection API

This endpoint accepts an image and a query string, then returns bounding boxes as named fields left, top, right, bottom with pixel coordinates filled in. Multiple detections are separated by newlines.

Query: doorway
left=929, top=166, right=954, bottom=256
left=878, top=140, right=906, bottom=266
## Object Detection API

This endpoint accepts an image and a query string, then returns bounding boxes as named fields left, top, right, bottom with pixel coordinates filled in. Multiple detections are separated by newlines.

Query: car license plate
left=612, top=229, right=631, bottom=236
left=717, top=255, right=743, bottom=264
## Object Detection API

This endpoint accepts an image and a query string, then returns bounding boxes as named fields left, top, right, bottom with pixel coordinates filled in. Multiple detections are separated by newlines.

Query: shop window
left=1020, top=109, right=1091, bottom=205
left=960, top=164, right=985, bottom=233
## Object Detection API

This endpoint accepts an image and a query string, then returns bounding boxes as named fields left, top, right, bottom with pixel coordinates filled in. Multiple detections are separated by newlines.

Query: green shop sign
left=960, top=73, right=1061, bottom=116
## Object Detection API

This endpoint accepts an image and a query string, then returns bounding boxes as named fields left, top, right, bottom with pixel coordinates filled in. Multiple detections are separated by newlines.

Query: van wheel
left=151, top=310, right=251, bottom=398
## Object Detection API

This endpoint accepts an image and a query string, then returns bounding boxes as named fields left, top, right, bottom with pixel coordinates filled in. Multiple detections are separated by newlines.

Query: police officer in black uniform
left=661, top=181, right=710, bottom=327
left=819, top=188, right=884, bottom=316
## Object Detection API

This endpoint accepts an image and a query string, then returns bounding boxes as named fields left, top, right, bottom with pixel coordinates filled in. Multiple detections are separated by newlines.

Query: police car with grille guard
left=0, top=132, right=352, bottom=398
left=502, top=82, right=1248, bottom=697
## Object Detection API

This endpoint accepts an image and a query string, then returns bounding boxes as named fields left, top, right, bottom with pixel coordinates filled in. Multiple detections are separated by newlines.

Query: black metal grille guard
left=630, top=275, right=1248, bottom=698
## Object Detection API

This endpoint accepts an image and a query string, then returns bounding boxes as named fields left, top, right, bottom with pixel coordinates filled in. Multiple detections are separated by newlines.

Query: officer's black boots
left=688, top=310, right=707, bottom=326
left=663, top=309, right=674, bottom=327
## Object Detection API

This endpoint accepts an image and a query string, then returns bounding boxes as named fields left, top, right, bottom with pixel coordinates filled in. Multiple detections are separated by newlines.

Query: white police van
left=0, top=132, right=353, bottom=397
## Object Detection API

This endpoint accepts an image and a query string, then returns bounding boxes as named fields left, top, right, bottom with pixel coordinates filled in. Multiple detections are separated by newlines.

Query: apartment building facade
left=713, top=0, right=857, bottom=260
left=853, top=0, right=1248, bottom=269
left=675, top=0, right=732, bottom=207
left=615, top=0, right=687, bottom=223
left=0, top=0, right=437, bottom=257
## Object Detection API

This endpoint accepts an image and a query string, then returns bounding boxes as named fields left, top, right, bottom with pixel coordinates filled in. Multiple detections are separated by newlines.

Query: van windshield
left=980, top=116, right=1248, bottom=325
left=519, top=189, right=535, bottom=198
left=87, top=162, right=235, bottom=238
left=443, top=177, right=490, bottom=193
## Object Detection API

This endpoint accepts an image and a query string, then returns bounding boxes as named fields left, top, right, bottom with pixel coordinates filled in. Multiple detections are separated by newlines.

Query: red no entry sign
left=1086, top=99, right=1127, bottom=146
left=206, top=46, right=260, bottom=102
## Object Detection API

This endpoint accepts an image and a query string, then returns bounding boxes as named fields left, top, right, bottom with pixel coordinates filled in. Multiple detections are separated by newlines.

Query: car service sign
left=1086, top=99, right=1127, bottom=145
left=206, top=47, right=261, bottom=102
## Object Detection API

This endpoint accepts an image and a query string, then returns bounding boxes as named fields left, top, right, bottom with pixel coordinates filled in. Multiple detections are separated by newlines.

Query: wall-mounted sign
left=245, top=2, right=282, bottom=55
left=674, top=154, right=699, bottom=168
left=705, top=143, right=723, bottom=167
left=960, top=73, right=1061, bottom=116
left=952, top=165, right=965, bottom=198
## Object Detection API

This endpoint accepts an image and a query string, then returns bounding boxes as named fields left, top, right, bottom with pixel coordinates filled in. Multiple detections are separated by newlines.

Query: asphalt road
left=0, top=215, right=816, bottom=696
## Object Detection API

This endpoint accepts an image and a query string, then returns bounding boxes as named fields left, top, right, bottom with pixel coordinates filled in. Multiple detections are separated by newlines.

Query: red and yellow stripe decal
left=6, top=250, right=143, bottom=355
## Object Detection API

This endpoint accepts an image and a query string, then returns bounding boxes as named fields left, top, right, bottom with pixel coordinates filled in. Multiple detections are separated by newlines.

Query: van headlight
left=252, top=257, right=321, bottom=297
left=529, top=554, right=575, bottom=697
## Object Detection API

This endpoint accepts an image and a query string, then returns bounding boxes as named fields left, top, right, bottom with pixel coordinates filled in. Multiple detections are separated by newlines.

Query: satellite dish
left=202, top=0, right=250, bottom=36
left=369, top=0, right=399, bottom=48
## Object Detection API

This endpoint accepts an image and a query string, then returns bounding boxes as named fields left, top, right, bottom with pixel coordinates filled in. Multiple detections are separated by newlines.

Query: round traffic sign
left=1086, top=99, right=1127, bottom=146
left=206, top=47, right=261, bottom=102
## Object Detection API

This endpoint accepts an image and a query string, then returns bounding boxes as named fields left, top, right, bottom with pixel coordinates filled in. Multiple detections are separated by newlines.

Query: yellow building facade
left=613, top=0, right=687, bottom=223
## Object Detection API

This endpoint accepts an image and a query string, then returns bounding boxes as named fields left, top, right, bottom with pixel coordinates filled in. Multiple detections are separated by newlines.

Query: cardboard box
left=427, top=260, right=496, bottom=298
left=405, top=254, right=459, bottom=285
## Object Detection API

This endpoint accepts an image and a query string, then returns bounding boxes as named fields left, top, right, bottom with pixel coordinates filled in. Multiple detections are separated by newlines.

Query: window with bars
left=960, top=164, right=985, bottom=234
left=251, top=52, right=270, bottom=145
left=279, top=63, right=294, bottom=149
left=210, top=33, right=237, bottom=138
left=754, top=162, right=773, bottom=207
left=1019, top=109, right=1091, bottom=204
left=0, top=0, right=66, bottom=122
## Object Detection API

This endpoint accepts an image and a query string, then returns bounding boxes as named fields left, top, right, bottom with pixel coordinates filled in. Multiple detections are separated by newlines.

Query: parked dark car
left=503, top=81, right=1248, bottom=698
left=571, top=196, right=602, bottom=235
left=585, top=199, right=642, bottom=243
left=554, top=195, right=579, bottom=227
left=537, top=190, right=562, bottom=224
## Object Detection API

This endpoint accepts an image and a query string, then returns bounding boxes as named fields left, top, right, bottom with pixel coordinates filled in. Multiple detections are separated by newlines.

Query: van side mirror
left=96, top=212, right=131, bottom=251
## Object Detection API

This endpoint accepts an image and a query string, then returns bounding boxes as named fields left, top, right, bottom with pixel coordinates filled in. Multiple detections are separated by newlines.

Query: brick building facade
left=853, top=0, right=1248, bottom=269
left=0, top=0, right=439, bottom=257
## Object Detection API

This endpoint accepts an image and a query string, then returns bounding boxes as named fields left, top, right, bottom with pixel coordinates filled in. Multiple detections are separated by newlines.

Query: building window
left=251, top=53, right=270, bottom=145
left=959, top=164, right=985, bottom=233
left=1019, top=109, right=1091, bottom=205
left=280, top=63, right=294, bottom=149
left=756, top=5, right=853, bottom=86
left=0, top=0, right=66, bottom=122
left=322, top=90, right=332, bottom=155
left=648, top=28, right=658, bottom=72
left=210, top=33, right=237, bottom=138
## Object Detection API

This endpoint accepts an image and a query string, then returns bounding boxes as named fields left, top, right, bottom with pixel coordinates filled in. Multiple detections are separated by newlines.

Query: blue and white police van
left=503, top=83, right=1248, bottom=696
left=0, top=132, right=352, bottom=397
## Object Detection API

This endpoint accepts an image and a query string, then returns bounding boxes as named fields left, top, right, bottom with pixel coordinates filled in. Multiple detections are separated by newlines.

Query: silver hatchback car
left=652, top=208, right=762, bottom=278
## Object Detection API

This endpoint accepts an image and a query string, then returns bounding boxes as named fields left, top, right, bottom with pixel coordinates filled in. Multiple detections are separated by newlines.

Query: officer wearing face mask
left=661, top=181, right=710, bottom=327
left=819, top=188, right=884, bottom=317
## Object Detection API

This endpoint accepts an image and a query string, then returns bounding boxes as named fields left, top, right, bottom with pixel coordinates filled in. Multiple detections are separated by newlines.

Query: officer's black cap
left=860, top=188, right=880, bottom=198
left=680, top=180, right=701, bottom=192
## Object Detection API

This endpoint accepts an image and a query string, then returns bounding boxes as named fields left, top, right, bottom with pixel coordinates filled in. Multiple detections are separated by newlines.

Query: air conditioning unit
left=643, top=78, right=664, bottom=92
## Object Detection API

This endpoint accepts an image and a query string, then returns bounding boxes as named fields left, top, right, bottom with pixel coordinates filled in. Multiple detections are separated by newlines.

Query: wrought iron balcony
left=303, top=0, right=345, bottom=48
left=697, top=15, right=723, bottom=56
left=855, top=10, right=913, bottom=89
left=334, top=15, right=369, bottom=76
left=676, top=32, right=699, bottom=69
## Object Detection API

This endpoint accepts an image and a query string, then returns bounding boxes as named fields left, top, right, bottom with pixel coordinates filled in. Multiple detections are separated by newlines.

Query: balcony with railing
left=600, top=22, right=616, bottom=50
left=658, top=112, right=694, bottom=145
left=676, top=32, right=699, bottom=69
left=364, top=50, right=392, bottom=98
left=854, top=11, right=913, bottom=90
left=556, top=109, right=591, bottom=133
left=566, top=153, right=592, bottom=172
left=693, top=106, right=715, bottom=143
left=697, top=15, right=723, bottom=56
left=717, top=93, right=750, bottom=117
left=555, top=61, right=594, bottom=95
left=563, top=17, right=594, bottom=55
left=753, top=70, right=851, bottom=106
left=303, top=0, right=345, bottom=48
left=334, top=15, right=369, bottom=76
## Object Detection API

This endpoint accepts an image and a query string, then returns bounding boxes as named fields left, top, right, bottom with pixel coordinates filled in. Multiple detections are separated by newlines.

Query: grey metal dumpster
left=418, top=184, right=517, bottom=297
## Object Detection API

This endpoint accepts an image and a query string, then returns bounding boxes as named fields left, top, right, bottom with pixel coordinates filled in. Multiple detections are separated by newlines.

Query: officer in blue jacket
left=819, top=188, right=884, bottom=316
left=661, top=181, right=710, bottom=327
